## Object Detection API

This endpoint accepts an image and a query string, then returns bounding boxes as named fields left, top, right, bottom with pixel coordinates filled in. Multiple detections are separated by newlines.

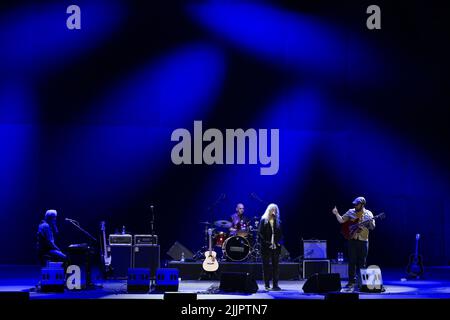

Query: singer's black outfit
left=258, top=219, right=283, bottom=289
left=37, top=220, right=67, bottom=266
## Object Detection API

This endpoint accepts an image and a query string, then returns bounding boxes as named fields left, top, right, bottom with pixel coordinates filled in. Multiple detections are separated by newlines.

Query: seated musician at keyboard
left=36, top=209, right=68, bottom=266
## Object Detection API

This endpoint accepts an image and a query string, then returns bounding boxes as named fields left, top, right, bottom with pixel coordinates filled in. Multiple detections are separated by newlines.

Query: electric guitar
left=341, top=212, right=385, bottom=240
left=202, top=228, right=219, bottom=272
left=406, top=233, right=424, bottom=278
left=100, top=221, right=112, bottom=273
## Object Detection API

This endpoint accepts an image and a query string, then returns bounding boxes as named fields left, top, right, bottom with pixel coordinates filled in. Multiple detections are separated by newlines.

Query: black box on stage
left=302, top=259, right=330, bottom=279
left=302, top=273, right=342, bottom=293
left=164, top=292, right=197, bottom=301
left=219, top=272, right=258, bottom=293
left=110, top=245, right=132, bottom=279
left=325, top=292, right=359, bottom=301
left=133, top=245, right=160, bottom=278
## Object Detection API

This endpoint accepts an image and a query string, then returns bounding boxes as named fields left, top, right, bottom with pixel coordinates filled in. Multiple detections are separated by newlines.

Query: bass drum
left=222, top=235, right=250, bottom=262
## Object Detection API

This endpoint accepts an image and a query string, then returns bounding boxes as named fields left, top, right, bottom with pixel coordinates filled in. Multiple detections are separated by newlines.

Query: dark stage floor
left=1, top=265, right=450, bottom=300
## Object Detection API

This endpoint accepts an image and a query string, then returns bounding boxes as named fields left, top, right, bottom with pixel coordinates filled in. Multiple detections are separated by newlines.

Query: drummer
left=229, top=203, right=250, bottom=237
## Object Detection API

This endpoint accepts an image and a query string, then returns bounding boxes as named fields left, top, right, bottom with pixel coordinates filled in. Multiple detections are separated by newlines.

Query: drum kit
left=198, top=217, right=261, bottom=262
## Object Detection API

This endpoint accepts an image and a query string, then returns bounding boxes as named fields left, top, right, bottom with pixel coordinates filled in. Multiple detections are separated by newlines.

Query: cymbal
left=199, top=221, right=211, bottom=225
left=214, top=220, right=232, bottom=228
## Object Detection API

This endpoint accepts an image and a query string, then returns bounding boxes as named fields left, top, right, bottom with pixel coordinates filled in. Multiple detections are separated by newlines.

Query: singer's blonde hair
left=261, top=203, right=280, bottom=224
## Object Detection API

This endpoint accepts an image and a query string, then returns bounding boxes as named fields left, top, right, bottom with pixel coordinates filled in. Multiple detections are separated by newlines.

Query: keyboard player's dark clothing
left=37, top=220, right=67, bottom=266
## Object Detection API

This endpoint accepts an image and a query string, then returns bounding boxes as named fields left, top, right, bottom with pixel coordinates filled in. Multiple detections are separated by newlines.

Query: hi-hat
left=214, top=220, right=232, bottom=228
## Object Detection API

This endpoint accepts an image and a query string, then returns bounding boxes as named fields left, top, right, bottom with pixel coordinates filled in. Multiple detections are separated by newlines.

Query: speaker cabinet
left=219, top=272, right=258, bottom=293
left=110, top=245, right=132, bottom=279
left=41, top=267, right=65, bottom=292
left=155, top=268, right=179, bottom=292
left=167, top=242, right=194, bottom=261
left=302, top=260, right=330, bottom=279
left=127, top=268, right=150, bottom=293
left=133, top=245, right=160, bottom=279
left=302, top=273, right=342, bottom=293
left=359, top=266, right=384, bottom=292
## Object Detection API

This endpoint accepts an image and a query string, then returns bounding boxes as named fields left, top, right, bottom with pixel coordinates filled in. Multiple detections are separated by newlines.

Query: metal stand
left=150, top=205, right=156, bottom=239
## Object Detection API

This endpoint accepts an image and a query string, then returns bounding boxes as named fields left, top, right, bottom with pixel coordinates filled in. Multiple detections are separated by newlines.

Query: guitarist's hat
left=352, top=197, right=366, bottom=205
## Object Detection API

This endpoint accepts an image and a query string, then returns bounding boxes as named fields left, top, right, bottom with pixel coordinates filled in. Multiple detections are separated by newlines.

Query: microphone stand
left=150, top=206, right=156, bottom=244
left=67, top=219, right=97, bottom=243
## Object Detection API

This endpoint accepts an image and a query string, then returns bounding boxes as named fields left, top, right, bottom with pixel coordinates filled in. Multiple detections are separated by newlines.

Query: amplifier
left=134, top=234, right=158, bottom=245
left=133, top=245, right=160, bottom=278
left=302, top=259, right=330, bottom=279
left=303, top=240, right=327, bottom=259
left=109, top=234, right=132, bottom=245
left=110, top=244, right=132, bottom=279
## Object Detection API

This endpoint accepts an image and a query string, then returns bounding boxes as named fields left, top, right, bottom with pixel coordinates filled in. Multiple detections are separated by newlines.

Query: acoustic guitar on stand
left=202, top=228, right=219, bottom=272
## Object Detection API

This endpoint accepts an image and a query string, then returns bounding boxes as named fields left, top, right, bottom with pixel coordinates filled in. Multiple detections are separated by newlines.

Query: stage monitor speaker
left=219, top=272, right=258, bottom=293
left=155, top=268, right=179, bottom=292
left=167, top=241, right=194, bottom=261
left=133, top=245, right=160, bottom=278
left=359, top=265, right=384, bottom=293
left=303, top=259, right=330, bottom=279
left=41, top=267, right=65, bottom=292
left=127, top=268, right=150, bottom=293
left=110, top=245, right=132, bottom=279
left=302, top=273, right=342, bottom=293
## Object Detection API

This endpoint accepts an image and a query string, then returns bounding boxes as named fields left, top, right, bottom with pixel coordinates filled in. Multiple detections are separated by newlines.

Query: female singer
left=258, top=203, right=282, bottom=291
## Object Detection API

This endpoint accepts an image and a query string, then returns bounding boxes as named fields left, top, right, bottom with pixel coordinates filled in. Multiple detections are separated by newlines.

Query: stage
left=167, top=260, right=301, bottom=280
left=1, top=265, right=450, bottom=301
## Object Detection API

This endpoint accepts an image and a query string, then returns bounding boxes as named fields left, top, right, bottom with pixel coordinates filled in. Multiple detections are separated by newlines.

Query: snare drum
left=222, top=235, right=250, bottom=261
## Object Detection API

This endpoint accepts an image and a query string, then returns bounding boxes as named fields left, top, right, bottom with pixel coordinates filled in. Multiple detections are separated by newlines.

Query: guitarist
left=332, top=197, right=375, bottom=289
